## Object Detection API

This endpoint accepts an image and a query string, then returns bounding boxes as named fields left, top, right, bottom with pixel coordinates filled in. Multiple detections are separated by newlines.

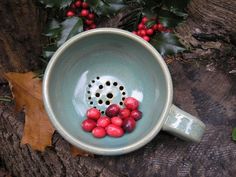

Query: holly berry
left=85, top=19, right=93, bottom=25
left=70, top=4, right=76, bottom=9
left=146, top=29, right=154, bottom=36
left=124, top=97, right=139, bottom=110
left=119, top=108, right=130, bottom=119
left=106, top=124, right=124, bottom=137
left=105, top=104, right=120, bottom=117
left=111, top=117, right=123, bottom=127
left=130, top=110, right=142, bottom=121
left=152, top=24, right=158, bottom=31
left=138, top=23, right=145, bottom=30
left=75, top=1, right=82, bottom=7
left=132, top=31, right=137, bottom=35
left=86, top=108, right=101, bottom=120
left=92, top=127, right=106, bottom=138
left=143, top=36, right=150, bottom=42
left=81, top=119, right=96, bottom=132
left=66, top=11, right=75, bottom=17
left=140, top=29, right=146, bottom=36
left=88, top=13, right=95, bottom=20
left=90, top=23, right=96, bottom=29
left=122, top=118, right=136, bottom=133
left=82, top=2, right=89, bottom=9
left=141, top=17, right=149, bottom=24
left=156, top=23, right=164, bottom=31
left=97, top=116, right=111, bottom=128
left=81, top=9, right=89, bottom=17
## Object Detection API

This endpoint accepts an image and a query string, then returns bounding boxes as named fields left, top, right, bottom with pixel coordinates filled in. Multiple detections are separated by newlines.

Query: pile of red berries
left=66, top=0, right=96, bottom=30
left=81, top=97, right=142, bottom=138
left=132, top=16, right=171, bottom=42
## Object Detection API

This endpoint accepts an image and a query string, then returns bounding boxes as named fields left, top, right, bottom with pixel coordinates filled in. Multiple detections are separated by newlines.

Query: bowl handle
left=162, top=105, right=206, bottom=142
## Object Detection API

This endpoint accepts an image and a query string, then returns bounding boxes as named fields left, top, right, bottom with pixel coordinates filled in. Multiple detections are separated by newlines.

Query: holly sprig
left=38, top=0, right=190, bottom=76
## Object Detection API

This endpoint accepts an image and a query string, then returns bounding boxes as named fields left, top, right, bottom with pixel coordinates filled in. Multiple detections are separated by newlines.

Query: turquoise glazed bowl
left=43, top=28, right=205, bottom=155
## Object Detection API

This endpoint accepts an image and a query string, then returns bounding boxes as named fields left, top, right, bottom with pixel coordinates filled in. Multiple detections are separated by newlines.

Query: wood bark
left=0, top=0, right=236, bottom=177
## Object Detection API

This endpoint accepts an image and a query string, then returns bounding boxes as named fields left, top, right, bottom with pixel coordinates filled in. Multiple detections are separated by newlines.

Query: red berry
left=143, top=36, right=150, bottom=42
left=105, top=104, right=120, bottom=117
left=86, top=108, right=101, bottom=120
left=70, top=4, right=76, bottom=9
left=137, top=31, right=142, bottom=36
left=88, top=13, right=95, bottom=20
left=75, top=1, right=81, bottom=7
left=106, top=124, right=124, bottom=137
left=81, top=9, right=89, bottom=17
left=156, top=23, right=164, bottom=31
left=141, top=16, right=149, bottom=24
left=138, top=23, right=145, bottom=30
left=122, top=117, right=136, bottom=133
left=92, top=127, right=106, bottom=138
left=111, top=117, right=123, bottom=127
left=82, top=2, right=89, bottom=8
left=97, top=116, right=111, bottom=128
left=152, top=24, right=158, bottom=31
left=81, top=119, right=96, bottom=132
left=119, top=108, right=130, bottom=119
left=124, top=97, right=139, bottom=110
left=85, top=19, right=93, bottom=25
left=146, top=28, right=154, bottom=35
left=66, top=11, right=75, bottom=17
left=132, top=31, right=137, bottom=35
left=90, top=23, right=96, bottom=29
left=140, top=29, right=146, bottom=36
left=85, top=27, right=90, bottom=31
left=130, top=110, right=142, bottom=121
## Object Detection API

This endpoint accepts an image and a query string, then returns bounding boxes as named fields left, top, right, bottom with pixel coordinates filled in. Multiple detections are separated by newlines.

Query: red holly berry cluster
left=66, top=0, right=96, bottom=30
left=81, top=97, right=143, bottom=138
left=132, top=16, right=171, bottom=42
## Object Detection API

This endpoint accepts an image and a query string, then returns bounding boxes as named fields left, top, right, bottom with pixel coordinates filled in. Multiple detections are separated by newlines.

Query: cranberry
left=140, top=29, right=146, bottom=36
left=86, top=108, right=101, bottom=120
left=146, top=28, right=154, bottom=35
left=111, top=117, right=123, bottom=127
left=81, top=119, right=96, bottom=132
left=130, top=110, right=142, bottom=121
left=75, top=0, right=81, bottom=7
left=66, top=11, right=75, bottom=17
left=92, top=127, right=106, bottom=138
left=138, top=23, right=145, bottom=30
left=132, top=31, right=137, bottom=35
left=82, top=2, right=89, bottom=8
left=156, top=23, right=164, bottom=31
left=97, top=116, right=111, bottom=128
left=122, top=117, right=136, bottom=133
left=141, top=17, right=149, bottom=24
left=90, top=23, right=96, bottom=29
left=124, top=97, right=139, bottom=110
left=105, top=104, right=120, bottom=117
left=81, top=9, right=89, bottom=17
left=106, top=124, right=124, bottom=137
left=85, top=19, right=93, bottom=25
left=143, top=36, right=150, bottom=42
left=119, top=108, right=130, bottom=119
left=88, top=13, right=95, bottom=20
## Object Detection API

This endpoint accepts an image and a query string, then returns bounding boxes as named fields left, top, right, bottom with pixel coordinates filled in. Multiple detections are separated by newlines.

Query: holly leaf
left=42, top=44, right=58, bottom=59
left=39, top=0, right=73, bottom=9
left=57, top=17, right=83, bottom=47
left=157, top=9, right=184, bottom=28
left=163, top=0, right=190, bottom=17
left=232, top=128, right=236, bottom=141
left=150, top=32, right=186, bottom=56
left=43, top=19, right=61, bottom=38
left=4, top=72, right=93, bottom=156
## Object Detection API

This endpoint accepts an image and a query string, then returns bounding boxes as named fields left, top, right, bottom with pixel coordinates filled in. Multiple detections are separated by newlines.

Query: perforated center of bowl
left=86, top=76, right=127, bottom=113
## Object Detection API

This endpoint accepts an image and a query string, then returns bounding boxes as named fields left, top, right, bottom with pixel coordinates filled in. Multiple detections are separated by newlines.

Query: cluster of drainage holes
left=87, top=76, right=126, bottom=112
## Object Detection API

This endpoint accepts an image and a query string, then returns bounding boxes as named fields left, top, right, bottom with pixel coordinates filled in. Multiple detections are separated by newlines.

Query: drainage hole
left=120, top=102, right=123, bottom=106
left=113, top=82, right=118, bottom=86
left=99, top=85, right=103, bottom=89
left=95, top=93, right=100, bottom=97
left=90, top=101, right=93, bottom=105
left=107, top=93, right=113, bottom=99
left=87, top=91, right=90, bottom=94
left=101, top=111, right=104, bottom=114
left=88, top=96, right=91, bottom=100
left=106, top=81, right=110, bottom=86
left=92, top=80, right=95, bottom=83
left=122, top=92, right=126, bottom=95
left=98, top=100, right=103, bottom=104
left=122, top=97, right=125, bottom=101
left=119, top=86, right=124, bottom=90
left=94, top=106, right=96, bottom=108
left=88, top=84, right=92, bottom=88
left=105, top=100, right=110, bottom=105
left=96, top=76, right=100, bottom=80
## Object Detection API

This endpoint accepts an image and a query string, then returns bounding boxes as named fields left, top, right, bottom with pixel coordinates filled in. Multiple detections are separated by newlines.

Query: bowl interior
left=45, top=30, right=169, bottom=153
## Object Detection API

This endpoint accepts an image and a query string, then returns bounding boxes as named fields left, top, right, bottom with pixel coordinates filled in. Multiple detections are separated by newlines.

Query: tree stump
left=0, top=0, right=236, bottom=177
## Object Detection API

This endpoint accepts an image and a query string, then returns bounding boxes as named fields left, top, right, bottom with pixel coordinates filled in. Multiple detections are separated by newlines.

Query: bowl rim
left=43, top=28, right=173, bottom=155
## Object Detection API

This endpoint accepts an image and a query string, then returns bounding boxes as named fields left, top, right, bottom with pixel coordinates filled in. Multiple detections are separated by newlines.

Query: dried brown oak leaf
left=4, top=72, right=92, bottom=156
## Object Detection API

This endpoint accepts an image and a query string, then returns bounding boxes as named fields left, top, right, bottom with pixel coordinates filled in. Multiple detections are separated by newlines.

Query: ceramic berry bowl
left=43, top=28, right=205, bottom=155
